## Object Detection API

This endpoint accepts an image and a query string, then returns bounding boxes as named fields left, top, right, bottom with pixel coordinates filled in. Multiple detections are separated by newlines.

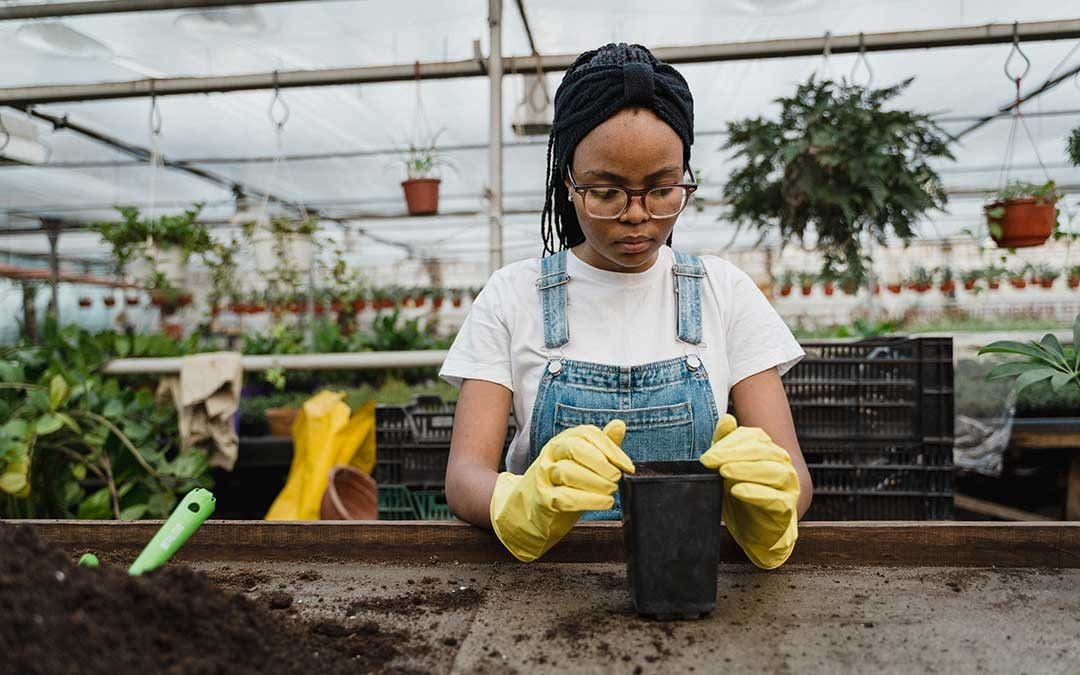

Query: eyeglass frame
left=566, top=164, right=699, bottom=220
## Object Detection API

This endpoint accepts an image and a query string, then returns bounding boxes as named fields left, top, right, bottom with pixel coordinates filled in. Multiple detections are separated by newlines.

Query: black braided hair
left=540, top=43, right=695, bottom=256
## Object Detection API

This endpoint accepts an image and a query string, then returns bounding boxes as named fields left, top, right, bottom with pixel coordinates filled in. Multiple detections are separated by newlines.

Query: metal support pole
left=45, top=218, right=60, bottom=324
left=0, top=0, right=345, bottom=21
left=488, top=0, right=504, bottom=275
left=3, top=19, right=1079, bottom=105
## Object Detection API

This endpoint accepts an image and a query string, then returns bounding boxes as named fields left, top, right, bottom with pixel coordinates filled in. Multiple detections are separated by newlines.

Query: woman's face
left=566, top=107, right=685, bottom=273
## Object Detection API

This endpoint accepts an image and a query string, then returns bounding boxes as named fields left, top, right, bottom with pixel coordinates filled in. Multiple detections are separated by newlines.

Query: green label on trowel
left=128, top=488, right=215, bottom=576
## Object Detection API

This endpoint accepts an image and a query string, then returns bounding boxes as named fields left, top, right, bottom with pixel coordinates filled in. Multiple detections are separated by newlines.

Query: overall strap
left=672, top=250, right=706, bottom=345
left=536, top=251, right=570, bottom=349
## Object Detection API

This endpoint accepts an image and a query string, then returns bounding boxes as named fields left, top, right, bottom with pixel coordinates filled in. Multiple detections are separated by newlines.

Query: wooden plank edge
left=7, top=520, right=1080, bottom=568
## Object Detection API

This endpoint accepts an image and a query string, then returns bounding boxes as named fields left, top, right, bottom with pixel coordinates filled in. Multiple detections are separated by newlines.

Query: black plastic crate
left=785, top=338, right=955, bottom=520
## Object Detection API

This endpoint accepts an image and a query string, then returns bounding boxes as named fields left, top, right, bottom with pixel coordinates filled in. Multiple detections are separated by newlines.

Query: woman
left=440, top=43, right=811, bottom=569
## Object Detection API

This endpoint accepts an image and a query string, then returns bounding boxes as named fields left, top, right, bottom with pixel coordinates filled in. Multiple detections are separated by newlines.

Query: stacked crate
left=787, top=337, right=954, bottom=520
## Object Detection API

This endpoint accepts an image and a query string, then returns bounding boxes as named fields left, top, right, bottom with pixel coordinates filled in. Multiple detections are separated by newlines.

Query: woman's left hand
left=700, top=414, right=800, bottom=570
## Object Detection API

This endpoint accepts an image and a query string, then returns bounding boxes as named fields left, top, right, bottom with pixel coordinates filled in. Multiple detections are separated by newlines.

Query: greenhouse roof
left=1, top=0, right=1079, bottom=273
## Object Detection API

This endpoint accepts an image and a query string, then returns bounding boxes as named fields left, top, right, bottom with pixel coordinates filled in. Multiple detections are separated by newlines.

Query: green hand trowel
left=127, top=488, right=215, bottom=576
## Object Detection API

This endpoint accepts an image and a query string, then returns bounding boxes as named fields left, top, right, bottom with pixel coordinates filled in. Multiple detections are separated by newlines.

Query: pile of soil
left=0, top=524, right=423, bottom=675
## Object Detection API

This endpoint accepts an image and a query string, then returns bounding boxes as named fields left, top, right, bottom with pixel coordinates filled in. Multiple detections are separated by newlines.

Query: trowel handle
left=128, top=488, right=215, bottom=576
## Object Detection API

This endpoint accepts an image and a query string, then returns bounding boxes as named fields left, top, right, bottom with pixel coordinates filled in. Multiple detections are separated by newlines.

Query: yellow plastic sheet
left=265, top=391, right=376, bottom=521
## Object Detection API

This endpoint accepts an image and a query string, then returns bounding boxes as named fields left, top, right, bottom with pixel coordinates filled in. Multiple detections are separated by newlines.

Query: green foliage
left=908, top=266, right=934, bottom=286
left=90, top=204, right=211, bottom=273
left=403, top=128, right=454, bottom=180
left=722, top=77, right=953, bottom=285
left=978, top=314, right=1080, bottom=396
left=791, top=318, right=900, bottom=340
left=987, top=179, right=1060, bottom=205
left=1069, top=127, right=1080, bottom=167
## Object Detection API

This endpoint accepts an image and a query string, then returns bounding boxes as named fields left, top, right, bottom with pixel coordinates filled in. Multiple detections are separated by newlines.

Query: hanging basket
left=986, top=198, right=1055, bottom=248
left=402, top=178, right=441, bottom=216
left=103, top=296, right=116, bottom=307
left=252, top=230, right=314, bottom=275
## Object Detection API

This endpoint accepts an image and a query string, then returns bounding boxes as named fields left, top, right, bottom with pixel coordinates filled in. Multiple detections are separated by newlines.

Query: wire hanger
left=849, top=32, right=874, bottom=88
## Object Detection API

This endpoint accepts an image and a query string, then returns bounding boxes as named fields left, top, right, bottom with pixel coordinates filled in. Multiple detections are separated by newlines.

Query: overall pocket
left=553, top=402, right=695, bottom=462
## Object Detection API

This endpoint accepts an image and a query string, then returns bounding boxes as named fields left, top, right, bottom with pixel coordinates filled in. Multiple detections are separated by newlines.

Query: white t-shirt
left=439, top=246, right=805, bottom=473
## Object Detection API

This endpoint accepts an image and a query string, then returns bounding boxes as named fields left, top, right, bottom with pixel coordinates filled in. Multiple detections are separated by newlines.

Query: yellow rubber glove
left=700, top=414, right=800, bottom=570
left=490, top=420, right=634, bottom=562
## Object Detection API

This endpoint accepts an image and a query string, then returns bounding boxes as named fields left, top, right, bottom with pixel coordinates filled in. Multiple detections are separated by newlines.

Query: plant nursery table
left=1010, top=417, right=1080, bottom=519
left=19, top=520, right=1080, bottom=674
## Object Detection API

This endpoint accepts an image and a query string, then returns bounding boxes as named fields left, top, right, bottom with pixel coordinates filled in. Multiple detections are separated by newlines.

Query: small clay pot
left=103, top=296, right=116, bottom=307
left=452, top=297, right=463, bottom=307
left=988, top=281, right=1001, bottom=290
left=402, top=178, right=441, bottom=216
left=78, top=297, right=92, bottom=308
left=320, top=466, right=378, bottom=520
left=964, top=280, right=977, bottom=291
left=265, top=407, right=300, bottom=438
left=620, top=461, right=722, bottom=619
left=126, top=295, right=140, bottom=306
left=822, top=283, right=835, bottom=296
left=1039, top=279, right=1055, bottom=289
left=939, top=281, right=956, bottom=293
left=887, top=284, right=902, bottom=294
left=433, top=296, right=445, bottom=309
left=1010, top=279, right=1027, bottom=290
left=1069, top=276, right=1080, bottom=289
left=779, top=285, right=792, bottom=297
left=986, top=198, right=1055, bottom=248
left=353, top=299, right=367, bottom=311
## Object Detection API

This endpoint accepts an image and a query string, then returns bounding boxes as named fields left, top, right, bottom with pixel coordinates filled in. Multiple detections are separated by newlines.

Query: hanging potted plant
left=401, top=130, right=452, bottom=216
left=960, top=269, right=981, bottom=292
left=78, top=296, right=92, bottom=308
left=431, top=285, right=446, bottom=310
left=984, top=264, right=1005, bottom=290
left=1008, top=266, right=1029, bottom=290
left=450, top=289, right=464, bottom=308
left=103, top=295, right=116, bottom=307
left=839, top=273, right=859, bottom=296
left=91, top=204, right=211, bottom=289
left=797, top=272, right=815, bottom=296
left=352, top=290, right=369, bottom=313
left=886, top=277, right=903, bottom=294
left=907, top=266, right=934, bottom=293
left=1069, top=265, right=1080, bottom=289
left=248, top=215, right=318, bottom=277
left=722, top=77, right=952, bottom=287
left=1032, top=264, right=1060, bottom=289
left=985, top=181, right=1060, bottom=249
left=937, top=266, right=956, bottom=293
left=125, top=294, right=140, bottom=306
left=775, top=271, right=794, bottom=297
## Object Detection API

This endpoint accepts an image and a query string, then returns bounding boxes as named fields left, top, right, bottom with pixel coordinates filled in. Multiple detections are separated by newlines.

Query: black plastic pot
left=619, top=460, right=722, bottom=619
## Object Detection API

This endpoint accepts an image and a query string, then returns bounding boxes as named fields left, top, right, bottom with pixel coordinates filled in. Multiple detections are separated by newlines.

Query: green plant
left=403, top=129, right=454, bottom=180
left=936, top=266, right=954, bottom=284
left=91, top=205, right=211, bottom=273
left=1032, top=264, right=1060, bottom=284
left=0, top=339, right=212, bottom=519
left=796, top=271, right=817, bottom=288
left=907, top=266, right=934, bottom=288
left=1069, top=127, right=1080, bottom=167
left=722, top=77, right=952, bottom=285
left=205, top=236, right=242, bottom=309
left=960, top=269, right=981, bottom=284
left=978, top=314, right=1080, bottom=395
left=985, top=180, right=1063, bottom=243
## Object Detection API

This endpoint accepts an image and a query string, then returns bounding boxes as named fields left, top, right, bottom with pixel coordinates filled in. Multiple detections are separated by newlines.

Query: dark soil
left=630, top=468, right=672, bottom=477
left=0, top=523, right=432, bottom=675
left=348, top=586, right=483, bottom=617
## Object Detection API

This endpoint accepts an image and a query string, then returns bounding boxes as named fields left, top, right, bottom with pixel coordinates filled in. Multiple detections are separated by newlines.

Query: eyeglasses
left=566, top=165, right=698, bottom=220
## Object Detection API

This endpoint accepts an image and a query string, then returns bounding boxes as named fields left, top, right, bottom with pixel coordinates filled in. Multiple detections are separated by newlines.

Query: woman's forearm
left=445, top=461, right=501, bottom=528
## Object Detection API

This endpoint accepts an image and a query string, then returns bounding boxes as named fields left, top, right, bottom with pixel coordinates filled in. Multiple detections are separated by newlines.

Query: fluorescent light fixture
left=0, top=112, right=50, bottom=166
left=16, top=22, right=113, bottom=59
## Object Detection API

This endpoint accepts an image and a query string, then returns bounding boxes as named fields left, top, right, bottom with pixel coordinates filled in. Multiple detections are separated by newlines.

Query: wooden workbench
left=19, top=520, right=1080, bottom=674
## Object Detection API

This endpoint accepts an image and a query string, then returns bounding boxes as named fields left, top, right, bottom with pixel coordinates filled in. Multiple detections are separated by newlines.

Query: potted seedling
left=92, top=204, right=211, bottom=289
left=78, top=296, right=92, bottom=308
left=401, top=130, right=452, bottom=216
left=451, top=289, right=464, bottom=308
left=103, top=296, right=116, bottom=308
left=960, top=269, right=981, bottom=291
left=723, top=77, right=952, bottom=288
left=937, top=266, right=956, bottom=293
left=431, top=286, right=446, bottom=310
left=984, top=264, right=1005, bottom=290
left=985, top=180, right=1060, bottom=249
left=249, top=215, right=317, bottom=278
left=620, top=461, right=723, bottom=618
left=1032, top=264, right=1060, bottom=289
left=886, top=277, right=903, bottom=294
left=775, top=271, right=794, bottom=297
left=839, top=273, right=859, bottom=296
left=794, top=272, right=813, bottom=296
left=125, top=294, right=140, bottom=306
left=1069, top=265, right=1080, bottom=289
left=907, top=266, right=934, bottom=293
left=1008, top=266, right=1029, bottom=290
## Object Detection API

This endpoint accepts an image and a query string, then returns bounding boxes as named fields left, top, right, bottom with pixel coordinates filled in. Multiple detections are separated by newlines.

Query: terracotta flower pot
left=800, top=286, right=812, bottom=296
left=211, top=305, right=221, bottom=316
left=1039, top=279, right=1055, bottom=289
left=433, top=296, right=445, bottom=309
left=1010, top=279, right=1027, bottom=289
left=988, top=281, right=1001, bottom=290
left=265, top=407, right=300, bottom=438
left=779, top=285, right=792, bottom=297
left=939, top=281, right=956, bottom=293
left=126, top=295, right=140, bottom=306
left=910, top=283, right=932, bottom=294
left=986, top=198, right=1056, bottom=248
left=353, top=299, right=367, bottom=311
left=78, top=297, right=92, bottom=308
left=887, top=284, right=902, bottom=294
left=414, top=296, right=427, bottom=308
left=964, top=280, right=977, bottom=291
left=402, top=178, right=441, bottom=216
left=1069, top=276, right=1080, bottom=289
left=319, top=466, right=378, bottom=521
left=331, top=301, right=344, bottom=313
left=178, top=294, right=193, bottom=307
left=103, top=297, right=116, bottom=307
left=822, top=283, right=835, bottom=296
left=452, top=297, right=463, bottom=307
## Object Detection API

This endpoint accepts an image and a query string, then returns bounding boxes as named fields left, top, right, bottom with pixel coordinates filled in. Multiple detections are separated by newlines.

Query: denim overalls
left=526, top=249, right=721, bottom=520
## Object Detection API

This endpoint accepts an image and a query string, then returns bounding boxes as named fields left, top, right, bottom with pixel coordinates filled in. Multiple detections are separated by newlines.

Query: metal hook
left=268, top=70, right=290, bottom=130
left=849, top=32, right=874, bottom=88
left=148, top=82, right=162, bottom=136
left=1003, top=21, right=1031, bottom=84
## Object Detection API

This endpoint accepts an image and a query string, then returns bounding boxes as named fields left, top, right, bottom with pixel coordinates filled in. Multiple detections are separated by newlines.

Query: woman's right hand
left=490, top=420, right=634, bottom=562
